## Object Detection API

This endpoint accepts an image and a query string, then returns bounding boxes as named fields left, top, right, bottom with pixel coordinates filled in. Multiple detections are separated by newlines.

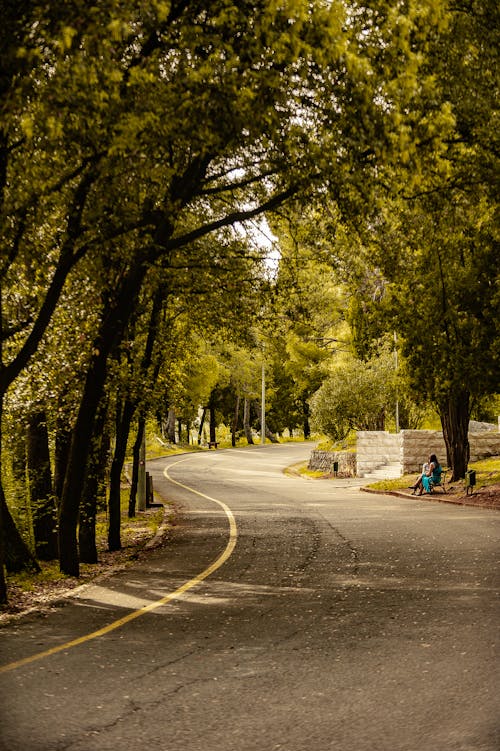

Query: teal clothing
left=422, top=464, right=442, bottom=493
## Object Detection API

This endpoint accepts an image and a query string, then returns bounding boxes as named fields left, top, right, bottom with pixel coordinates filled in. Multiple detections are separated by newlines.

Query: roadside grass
left=289, top=465, right=326, bottom=479
left=5, top=445, right=498, bottom=615
left=5, top=490, right=167, bottom=604
left=366, top=456, right=500, bottom=493
left=292, top=455, right=500, bottom=492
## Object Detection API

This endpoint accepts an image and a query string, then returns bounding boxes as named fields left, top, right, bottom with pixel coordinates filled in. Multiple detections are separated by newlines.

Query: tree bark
left=108, top=397, right=134, bottom=549
left=439, top=390, right=470, bottom=481
left=231, top=395, right=240, bottom=447
left=243, top=398, right=254, bottom=444
left=208, top=394, right=217, bottom=444
left=123, top=285, right=164, bottom=518
left=166, top=407, right=176, bottom=443
left=0, top=483, right=40, bottom=574
left=302, top=398, right=311, bottom=439
left=128, top=416, right=145, bottom=518
left=54, top=412, right=72, bottom=507
left=197, top=407, right=206, bottom=445
left=265, top=426, right=280, bottom=443
left=27, top=409, right=58, bottom=560
left=79, top=401, right=110, bottom=563
left=58, top=263, right=148, bottom=576
left=0, top=487, right=6, bottom=603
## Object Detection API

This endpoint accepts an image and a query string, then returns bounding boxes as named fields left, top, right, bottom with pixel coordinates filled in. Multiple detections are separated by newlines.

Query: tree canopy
left=0, top=0, right=497, bottom=600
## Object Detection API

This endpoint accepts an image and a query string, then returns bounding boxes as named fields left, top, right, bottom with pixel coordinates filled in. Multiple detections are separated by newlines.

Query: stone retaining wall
left=356, top=431, right=400, bottom=477
left=400, top=430, right=446, bottom=474
left=309, top=450, right=356, bottom=477
left=401, top=430, right=500, bottom=472
left=468, top=432, right=500, bottom=462
left=311, top=429, right=500, bottom=478
left=355, top=429, right=500, bottom=475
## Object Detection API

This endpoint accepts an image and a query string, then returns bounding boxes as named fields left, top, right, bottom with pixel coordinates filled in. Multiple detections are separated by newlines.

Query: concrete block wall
left=468, top=432, right=500, bottom=462
left=355, top=428, right=500, bottom=477
left=400, top=430, right=447, bottom=474
left=356, top=431, right=400, bottom=477
left=309, top=450, right=356, bottom=477
left=401, top=430, right=500, bottom=473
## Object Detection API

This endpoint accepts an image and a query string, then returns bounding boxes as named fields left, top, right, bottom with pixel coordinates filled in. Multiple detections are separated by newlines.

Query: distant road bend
left=1, top=442, right=499, bottom=751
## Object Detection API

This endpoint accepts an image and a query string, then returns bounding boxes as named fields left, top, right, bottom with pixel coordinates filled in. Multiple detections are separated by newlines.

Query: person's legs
left=411, top=474, right=422, bottom=493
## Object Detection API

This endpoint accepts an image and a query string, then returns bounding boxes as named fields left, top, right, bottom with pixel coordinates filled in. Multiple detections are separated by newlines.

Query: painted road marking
left=0, top=457, right=237, bottom=675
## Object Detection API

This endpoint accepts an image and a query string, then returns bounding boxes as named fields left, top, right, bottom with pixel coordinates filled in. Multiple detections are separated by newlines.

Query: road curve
left=1, top=442, right=499, bottom=751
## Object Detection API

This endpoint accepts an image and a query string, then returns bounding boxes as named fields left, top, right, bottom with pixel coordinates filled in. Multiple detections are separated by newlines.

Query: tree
left=267, top=204, right=351, bottom=436
left=365, top=1, right=499, bottom=480
left=26, top=409, right=58, bottom=560
left=310, top=345, right=397, bottom=442
left=1, top=0, right=457, bottom=592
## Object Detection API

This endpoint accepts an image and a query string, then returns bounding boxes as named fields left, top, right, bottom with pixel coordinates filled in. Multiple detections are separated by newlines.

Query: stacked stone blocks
left=310, top=428, right=500, bottom=478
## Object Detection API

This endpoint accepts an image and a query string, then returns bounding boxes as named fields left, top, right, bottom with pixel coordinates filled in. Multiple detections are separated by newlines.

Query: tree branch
left=164, top=185, right=299, bottom=252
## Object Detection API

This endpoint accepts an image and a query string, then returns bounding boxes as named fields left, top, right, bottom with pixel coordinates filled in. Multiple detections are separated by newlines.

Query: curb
left=360, top=486, right=500, bottom=511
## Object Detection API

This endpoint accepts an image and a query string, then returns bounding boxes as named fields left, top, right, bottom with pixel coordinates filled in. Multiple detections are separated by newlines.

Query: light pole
left=394, top=331, right=399, bottom=433
left=261, top=356, right=266, bottom=445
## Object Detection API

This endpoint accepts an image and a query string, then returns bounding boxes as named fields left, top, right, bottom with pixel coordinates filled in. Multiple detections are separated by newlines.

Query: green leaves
left=310, top=347, right=397, bottom=441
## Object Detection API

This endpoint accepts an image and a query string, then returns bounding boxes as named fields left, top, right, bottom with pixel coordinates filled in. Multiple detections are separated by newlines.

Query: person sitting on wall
left=411, top=454, right=441, bottom=495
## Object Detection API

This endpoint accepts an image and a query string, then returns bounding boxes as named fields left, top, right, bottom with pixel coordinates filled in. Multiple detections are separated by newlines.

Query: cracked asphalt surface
left=1, top=443, right=499, bottom=751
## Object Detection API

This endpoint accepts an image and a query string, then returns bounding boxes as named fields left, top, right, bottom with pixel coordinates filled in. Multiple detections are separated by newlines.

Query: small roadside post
left=465, top=469, right=476, bottom=495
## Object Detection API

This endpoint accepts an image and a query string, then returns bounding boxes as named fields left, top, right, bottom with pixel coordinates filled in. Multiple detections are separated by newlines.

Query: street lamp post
left=394, top=331, right=399, bottom=433
left=261, top=357, right=266, bottom=445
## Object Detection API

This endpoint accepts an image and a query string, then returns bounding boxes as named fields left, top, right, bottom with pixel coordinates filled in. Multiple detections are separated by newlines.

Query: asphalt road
left=1, top=442, right=499, bottom=751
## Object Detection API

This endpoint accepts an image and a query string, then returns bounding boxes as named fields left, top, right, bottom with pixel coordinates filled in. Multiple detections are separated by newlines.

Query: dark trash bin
left=465, top=470, right=476, bottom=495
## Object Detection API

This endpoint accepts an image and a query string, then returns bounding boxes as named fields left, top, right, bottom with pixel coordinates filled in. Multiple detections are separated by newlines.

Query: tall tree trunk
left=78, top=473, right=99, bottom=564
left=255, top=399, right=279, bottom=443
left=54, top=411, right=72, bottom=507
left=166, top=407, right=176, bottom=443
left=27, top=409, right=58, bottom=560
left=243, top=398, right=254, bottom=444
left=124, top=285, right=164, bottom=517
left=0, top=483, right=40, bottom=573
left=79, top=401, right=110, bottom=563
left=375, top=408, right=385, bottom=431
left=128, top=416, right=145, bottom=518
left=8, top=426, right=29, bottom=553
left=108, top=397, right=134, bottom=549
left=208, top=396, right=217, bottom=444
left=197, top=407, right=206, bottom=445
left=438, top=390, right=470, bottom=481
left=0, top=395, right=7, bottom=601
left=302, top=398, right=311, bottom=439
left=231, top=395, right=240, bottom=447
left=0, top=486, right=6, bottom=603
left=59, top=263, right=148, bottom=576
left=265, top=426, right=280, bottom=443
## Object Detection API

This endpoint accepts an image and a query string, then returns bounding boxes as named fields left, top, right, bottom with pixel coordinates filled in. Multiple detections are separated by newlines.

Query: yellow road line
left=0, top=457, right=237, bottom=675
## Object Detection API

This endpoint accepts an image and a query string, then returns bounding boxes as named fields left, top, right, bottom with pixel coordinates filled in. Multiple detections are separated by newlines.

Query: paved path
left=1, top=443, right=499, bottom=750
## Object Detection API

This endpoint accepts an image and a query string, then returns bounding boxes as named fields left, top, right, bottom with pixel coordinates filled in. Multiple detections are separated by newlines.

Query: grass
left=315, top=434, right=357, bottom=452
left=5, top=442, right=498, bottom=615
left=366, top=456, right=500, bottom=492
left=7, top=561, right=62, bottom=592
left=295, top=453, right=500, bottom=493
left=4, top=487, right=168, bottom=606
